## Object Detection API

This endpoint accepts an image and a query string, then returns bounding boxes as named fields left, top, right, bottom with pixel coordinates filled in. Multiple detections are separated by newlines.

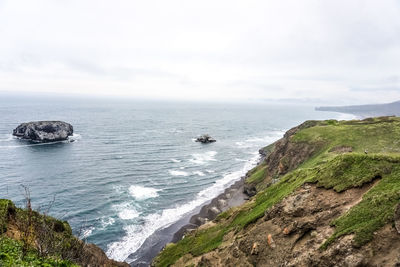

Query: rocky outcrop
left=79, top=243, right=129, bottom=267
left=13, top=121, right=73, bottom=142
left=264, top=121, right=322, bottom=176
left=244, top=121, right=323, bottom=198
left=195, top=134, right=216, bottom=143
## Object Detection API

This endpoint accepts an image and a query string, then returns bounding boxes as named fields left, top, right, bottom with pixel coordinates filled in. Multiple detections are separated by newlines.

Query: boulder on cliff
left=195, top=134, right=216, bottom=144
left=13, top=121, right=73, bottom=142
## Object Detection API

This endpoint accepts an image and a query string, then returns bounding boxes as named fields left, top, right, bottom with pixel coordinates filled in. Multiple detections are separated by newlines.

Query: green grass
left=0, top=199, right=83, bottom=266
left=153, top=225, right=226, bottom=267
left=152, top=117, right=400, bottom=266
left=232, top=168, right=314, bottom=229
left=0, top=200, right=14, bottom=234
left=321, top=165, right=400, bottom=248
left=0, top=236, right=78, bottom=267
left=246, top=164, right=267, bottom=184
left=292, top=118, right=400, bottom=155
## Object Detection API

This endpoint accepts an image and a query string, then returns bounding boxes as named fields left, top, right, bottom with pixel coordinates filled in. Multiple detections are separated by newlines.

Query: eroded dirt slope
left=174, top=181, right=400, bottom=267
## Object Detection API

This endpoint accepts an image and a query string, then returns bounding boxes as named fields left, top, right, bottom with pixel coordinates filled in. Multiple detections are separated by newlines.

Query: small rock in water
left=195, top=134, right=216, bottom=143
left=13, top=121, right=73, bottom=142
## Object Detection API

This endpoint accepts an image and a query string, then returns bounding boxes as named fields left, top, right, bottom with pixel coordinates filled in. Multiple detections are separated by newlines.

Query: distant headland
left=315, top=100, right=400, bottom=118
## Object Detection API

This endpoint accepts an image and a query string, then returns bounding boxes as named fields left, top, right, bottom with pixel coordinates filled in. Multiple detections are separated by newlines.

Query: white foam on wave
left=114, top=203, right=140, bottom=220
left=129, top=185, right=160, bottom=200
left=190, top=151, right=217, bottom=165
left=106, top=152, right=261, bottom=262
left=235, top=141, right=247, bottom=147
left=70, top=133, right=82, bottom=142
left=81, top=226, right=95, bottom=239
left=171, top=158, right=181, bottom=163
left=119, top=209, right=139, bottom=220
left=0, top=141, right=65, bottom=148
left=169, top=170, right=189, bottom=176
left=235, top=131, right=285, bottom=149
left=246, top=132, right=285, bottom=144
left=112, top=185, right=124, bottom=195
left=100, top=217, right=116, bottom=229
left=0, top=133, right=82, bottom=148
left=193, top=171, right=205, bottom=176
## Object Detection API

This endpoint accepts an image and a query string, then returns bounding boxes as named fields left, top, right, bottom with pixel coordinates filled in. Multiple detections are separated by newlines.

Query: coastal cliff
left=0, top=199, right=128, bottom=267
left=153, top=116, right=400, bottom=266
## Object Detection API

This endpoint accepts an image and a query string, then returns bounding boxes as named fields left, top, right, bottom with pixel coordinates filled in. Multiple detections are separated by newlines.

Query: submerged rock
left=13, top=121, right=73, bottom=142
left=195, top=134, right=216, bottom=143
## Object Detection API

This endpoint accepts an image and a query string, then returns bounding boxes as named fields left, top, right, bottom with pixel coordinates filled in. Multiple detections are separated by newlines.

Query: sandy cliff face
left=154, top=117, right=400, bottom=267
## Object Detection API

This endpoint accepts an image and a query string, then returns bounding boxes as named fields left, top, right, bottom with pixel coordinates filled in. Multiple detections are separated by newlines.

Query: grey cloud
left=0, top=0, right=399, bottom=103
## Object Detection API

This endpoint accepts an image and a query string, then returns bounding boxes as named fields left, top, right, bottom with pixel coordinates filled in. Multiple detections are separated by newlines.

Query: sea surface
left=0, top=96, right=354, bottom=264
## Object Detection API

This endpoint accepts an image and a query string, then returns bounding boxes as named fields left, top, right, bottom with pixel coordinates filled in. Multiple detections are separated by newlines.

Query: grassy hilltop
left=154, top=116, right=400, bottom=266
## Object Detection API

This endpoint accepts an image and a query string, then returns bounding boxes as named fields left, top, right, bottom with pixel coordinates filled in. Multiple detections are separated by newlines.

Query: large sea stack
left=13, top=121, right=73, bottom=142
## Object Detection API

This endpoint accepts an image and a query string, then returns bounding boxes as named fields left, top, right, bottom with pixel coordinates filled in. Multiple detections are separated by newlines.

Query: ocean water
left=0, top=96, right=354, bottom=264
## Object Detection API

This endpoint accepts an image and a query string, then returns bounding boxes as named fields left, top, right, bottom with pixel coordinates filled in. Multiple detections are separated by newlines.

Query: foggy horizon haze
left=1, top=0, right=400, bottom=105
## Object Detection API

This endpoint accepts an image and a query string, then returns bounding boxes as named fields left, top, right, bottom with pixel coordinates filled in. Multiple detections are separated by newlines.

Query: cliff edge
left=153, top=116, right=400, bottom=267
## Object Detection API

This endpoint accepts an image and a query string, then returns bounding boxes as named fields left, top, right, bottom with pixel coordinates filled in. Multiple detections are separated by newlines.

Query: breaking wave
left=106, top=153, right=260, bottom=262
left=129, top=185, right=160, bottom=200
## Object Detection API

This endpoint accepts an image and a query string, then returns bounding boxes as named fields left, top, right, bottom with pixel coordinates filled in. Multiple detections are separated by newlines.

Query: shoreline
left=171, top=152, right=269, bottom=244
left=129, top=153, right=264, bottom=266
left=171, top=176, right=247, bottom=243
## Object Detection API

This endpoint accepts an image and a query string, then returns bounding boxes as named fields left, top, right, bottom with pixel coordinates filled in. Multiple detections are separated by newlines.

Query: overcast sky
left=0, top=0, right=399, bottom=104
